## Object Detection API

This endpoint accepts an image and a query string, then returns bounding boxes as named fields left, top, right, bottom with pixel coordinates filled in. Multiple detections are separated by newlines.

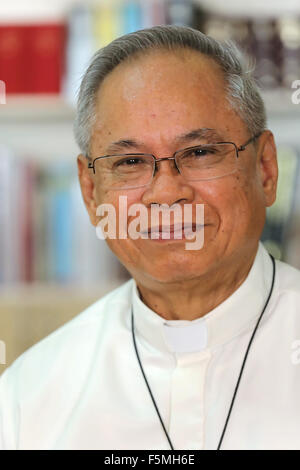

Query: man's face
left=78, top=49, right=277, bottom=285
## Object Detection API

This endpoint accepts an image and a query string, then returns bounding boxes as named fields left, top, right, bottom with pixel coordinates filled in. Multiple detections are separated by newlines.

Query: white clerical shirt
left=0, top=241, right=300, bottom=450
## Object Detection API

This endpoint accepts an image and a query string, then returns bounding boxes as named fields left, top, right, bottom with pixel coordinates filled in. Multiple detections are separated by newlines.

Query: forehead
left=98, top=48, right=225, bottom=107
left=91, top=49, right=246, bottom=148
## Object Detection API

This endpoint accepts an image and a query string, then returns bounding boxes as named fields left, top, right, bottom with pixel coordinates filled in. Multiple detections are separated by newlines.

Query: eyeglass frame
left=87, top=132, right=262, bottom=182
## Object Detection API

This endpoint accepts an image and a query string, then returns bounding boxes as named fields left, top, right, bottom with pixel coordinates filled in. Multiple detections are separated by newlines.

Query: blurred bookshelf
left=0, top=0, right=300, bottom=372
left=1, top=95, right=74, bottom=120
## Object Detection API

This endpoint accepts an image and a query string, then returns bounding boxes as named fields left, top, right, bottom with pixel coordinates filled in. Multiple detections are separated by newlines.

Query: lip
left=140, top=223, right=205, bottom=241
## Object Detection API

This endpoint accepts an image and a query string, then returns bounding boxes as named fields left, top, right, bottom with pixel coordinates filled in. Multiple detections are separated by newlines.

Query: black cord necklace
left=131, top=254, right=276, bottom=451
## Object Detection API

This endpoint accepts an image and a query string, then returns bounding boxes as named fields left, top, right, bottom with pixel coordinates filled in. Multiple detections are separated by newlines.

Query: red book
left=0, top=25, right=25, bottom=93
left=29, top=24, right=66, bottom=94
left=0, top=23, right=66, bottom=94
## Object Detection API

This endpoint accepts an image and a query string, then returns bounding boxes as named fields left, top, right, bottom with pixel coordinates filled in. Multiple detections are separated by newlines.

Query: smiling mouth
left=140, top=223, right=205, bottom=240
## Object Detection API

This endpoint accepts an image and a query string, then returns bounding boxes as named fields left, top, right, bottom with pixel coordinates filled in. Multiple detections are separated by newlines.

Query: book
left=120, top=1, right=142, bottom=35
left=0, top=23, right=66, bottom=94
left=63, top=4, right=95, bottom=105
left=93, top=1, right=120, bottom=48
left=0, top=25, right=24, bottom=93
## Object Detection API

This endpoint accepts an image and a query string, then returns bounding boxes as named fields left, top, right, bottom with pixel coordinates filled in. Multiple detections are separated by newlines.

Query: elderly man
left=1, top=25, right=300, bottom=451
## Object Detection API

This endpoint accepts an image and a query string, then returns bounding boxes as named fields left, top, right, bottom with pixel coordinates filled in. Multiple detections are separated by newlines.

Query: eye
left=193, top=148, right=207, bottom=157
left=112, top=155, right=153, bottom=174
left=192, top=146, right=217, bottom=157
left=181, top=146, right=216, bottom=160
left=115, top=156, right=146, bottom=167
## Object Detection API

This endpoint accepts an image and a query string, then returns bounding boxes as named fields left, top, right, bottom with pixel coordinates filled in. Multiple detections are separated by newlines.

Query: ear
left=257, top=130, right=278, bottom=207
left=77, top=154, right=99, bottom=226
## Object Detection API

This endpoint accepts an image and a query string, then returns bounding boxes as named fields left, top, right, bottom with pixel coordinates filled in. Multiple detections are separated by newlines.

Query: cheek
left=192, top=175, right=259, bottom=230
left=94, top=188, right=147, bottom=240
left=220, top=176, right=265, bottom=233
left=191, top=177, right=243, bottom=219
left=95, top=187, right=144, bottom=208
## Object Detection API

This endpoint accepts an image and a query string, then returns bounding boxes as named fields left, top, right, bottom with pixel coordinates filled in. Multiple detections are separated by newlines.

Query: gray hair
left=74, top=25, right=266, bottom=157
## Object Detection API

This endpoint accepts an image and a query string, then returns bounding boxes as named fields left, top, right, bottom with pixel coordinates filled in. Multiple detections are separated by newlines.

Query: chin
left=142, top=260, right=210, bottom=284
left=147, top=271, right=203, bottom=284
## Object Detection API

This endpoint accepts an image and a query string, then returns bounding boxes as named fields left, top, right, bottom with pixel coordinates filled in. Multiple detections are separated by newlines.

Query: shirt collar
left=131, top=242, right=274, bottom=355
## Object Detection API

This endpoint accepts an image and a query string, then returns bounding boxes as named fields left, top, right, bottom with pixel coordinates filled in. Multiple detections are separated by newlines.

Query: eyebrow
left=104, top=128, right=226, bottom=154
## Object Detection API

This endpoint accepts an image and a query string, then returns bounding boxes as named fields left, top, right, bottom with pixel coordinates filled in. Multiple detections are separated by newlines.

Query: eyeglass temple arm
left=85, top=153, right=93, bottom=166
left=237, top=132, right=262, bottom=152
left=85, top=155, right=96, bottom=173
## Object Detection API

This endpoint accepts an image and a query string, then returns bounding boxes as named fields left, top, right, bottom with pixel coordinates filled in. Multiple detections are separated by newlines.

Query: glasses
left=88, top=133, right=261, bottom=190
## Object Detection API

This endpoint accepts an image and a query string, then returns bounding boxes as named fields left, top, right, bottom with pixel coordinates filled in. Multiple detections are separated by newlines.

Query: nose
left=141, top=159, right=194, bottom=207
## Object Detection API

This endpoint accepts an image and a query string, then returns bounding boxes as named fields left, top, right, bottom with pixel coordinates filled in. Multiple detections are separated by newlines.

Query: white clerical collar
left=131, top=242, right=274, bottom=355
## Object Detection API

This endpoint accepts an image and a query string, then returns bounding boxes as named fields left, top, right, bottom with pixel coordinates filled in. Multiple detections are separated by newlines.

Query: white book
left=63, top=4, right=95, bottom=106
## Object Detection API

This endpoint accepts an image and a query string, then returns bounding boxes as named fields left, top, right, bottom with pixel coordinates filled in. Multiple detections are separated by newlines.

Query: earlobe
left=77, top=154, right=98, bottom=226
left=258, top=131, right=278, bottom=208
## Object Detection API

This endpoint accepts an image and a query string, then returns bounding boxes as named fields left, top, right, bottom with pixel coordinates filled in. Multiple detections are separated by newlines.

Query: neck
left=135, top=246, right=258, bottom=321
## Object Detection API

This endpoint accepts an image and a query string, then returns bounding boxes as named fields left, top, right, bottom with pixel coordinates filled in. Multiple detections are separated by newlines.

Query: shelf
left=0, top=94, right=75, bottom=121
left=0, top=95, right=78, bottom=160
left=0, top=280, right=123, bottom=303
left=0, top=0, right=75, bottom=22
